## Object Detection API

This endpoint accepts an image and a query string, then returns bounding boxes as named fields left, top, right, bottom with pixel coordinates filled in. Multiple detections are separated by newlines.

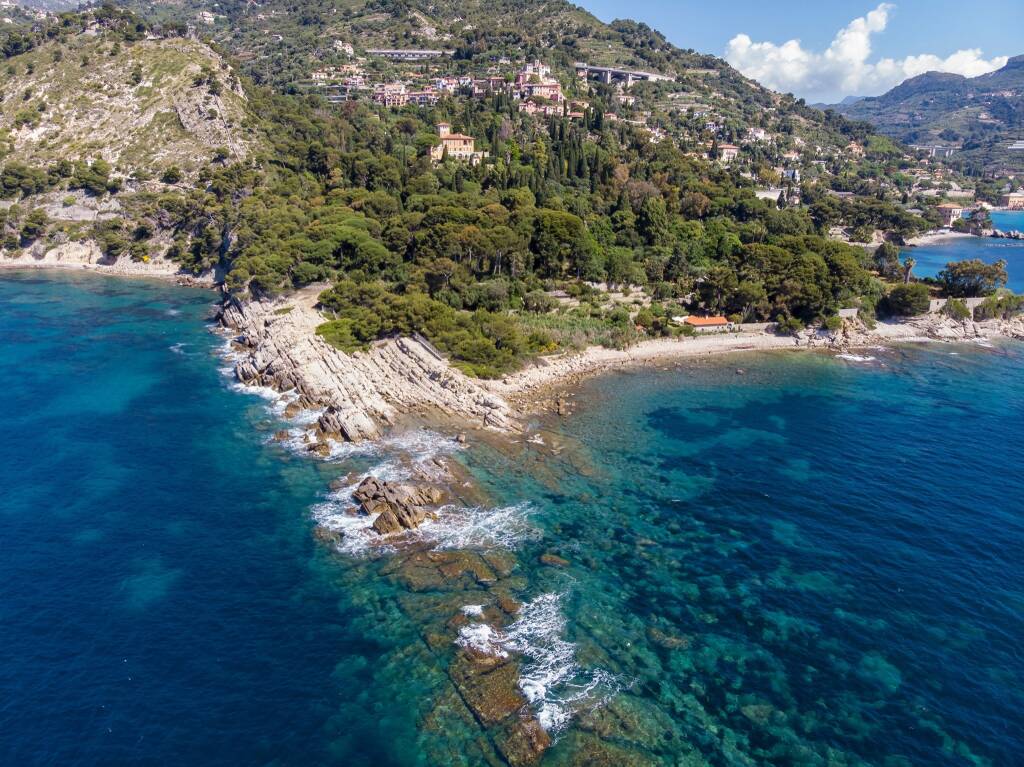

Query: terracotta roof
left=441, top=133, right=475, bottom=141
left=684, top=315, right=729, bottom=327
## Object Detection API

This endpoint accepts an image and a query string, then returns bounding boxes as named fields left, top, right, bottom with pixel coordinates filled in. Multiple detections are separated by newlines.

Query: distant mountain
left=834, top=55, right=1024, bottom=174
left=812, top=95, right=865, bottom=111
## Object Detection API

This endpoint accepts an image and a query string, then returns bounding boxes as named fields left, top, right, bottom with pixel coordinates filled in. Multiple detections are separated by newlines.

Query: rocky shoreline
left=221, top=280, right=1024, bottom=441
left=219, top=284, right=518, bottom=448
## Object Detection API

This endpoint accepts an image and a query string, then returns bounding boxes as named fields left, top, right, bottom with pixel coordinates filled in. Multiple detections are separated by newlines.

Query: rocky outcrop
left=351, top=476, right=448, bottom=535
left=220, top=287, right=518, bottom=442
left=822, top=315, right=994, bottom=350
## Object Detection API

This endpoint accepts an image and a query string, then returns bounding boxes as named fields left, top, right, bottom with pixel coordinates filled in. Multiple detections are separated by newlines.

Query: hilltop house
left=719, top=144, right=740, bottom=163
left=430, top=123, right=488, bottom=165
left=515, top=60, right=563, bottom=103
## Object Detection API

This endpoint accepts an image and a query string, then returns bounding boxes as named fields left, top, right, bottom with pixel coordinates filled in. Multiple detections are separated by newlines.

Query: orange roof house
left=683, top=315, right=730, bottom=327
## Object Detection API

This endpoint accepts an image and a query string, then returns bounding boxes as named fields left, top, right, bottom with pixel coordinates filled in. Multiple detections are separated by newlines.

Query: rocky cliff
left=220, top=286, right=519, bottom=443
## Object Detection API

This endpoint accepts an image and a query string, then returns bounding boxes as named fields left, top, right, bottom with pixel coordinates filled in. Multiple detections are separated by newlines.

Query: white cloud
left=725, top=4, right=1008, bottom=103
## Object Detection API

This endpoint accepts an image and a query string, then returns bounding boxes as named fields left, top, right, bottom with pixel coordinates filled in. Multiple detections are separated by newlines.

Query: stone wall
left=928, top=297, right=987, bottom=315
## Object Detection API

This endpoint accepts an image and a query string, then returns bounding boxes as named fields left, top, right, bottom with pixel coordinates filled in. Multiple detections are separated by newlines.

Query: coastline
left=222, top=282, right=1024, bottom=444
left=6, top=258, right=1023, bottom=437
left=904, top=230, right=979, bottom=247
left=0, top=246, right=215, bottom=287
left=483, top=315, right=1024, bottom=411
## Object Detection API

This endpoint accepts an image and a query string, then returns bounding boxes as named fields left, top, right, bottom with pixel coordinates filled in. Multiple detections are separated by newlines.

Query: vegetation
left=881, top=283, right=931, bottom=317
left=1, top=4, right=1018, bottom=377
left=937, top=259, right=1008, bottom=298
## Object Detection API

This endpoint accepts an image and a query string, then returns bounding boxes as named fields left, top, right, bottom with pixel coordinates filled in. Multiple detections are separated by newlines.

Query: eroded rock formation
left=220, top=287, right=518, bottom=443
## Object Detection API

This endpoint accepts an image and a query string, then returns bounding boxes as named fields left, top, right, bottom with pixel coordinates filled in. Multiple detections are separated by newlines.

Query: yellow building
left=430, top=123, right=488, bottom=165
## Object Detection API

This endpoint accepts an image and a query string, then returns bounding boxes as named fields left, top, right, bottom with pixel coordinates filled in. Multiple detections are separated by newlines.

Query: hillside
left=122, top=0, right=912, bottom=181
left=835, top=55, right=1024, bottom=175
left=4, top=2, right=993, bottom=383
left=0, top=26, right=253, bottom=176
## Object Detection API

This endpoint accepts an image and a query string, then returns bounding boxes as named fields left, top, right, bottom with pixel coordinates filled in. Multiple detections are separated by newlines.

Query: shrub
left=941, top=298, right=970, bottom=321
left=161, top=166, right=183, bottom=184
left=881, top=283, right=931, bottom=317
left=19, top=209, right=49, bottom=243
left=775, top=315, right=805, bottom=335
left=974, top=294, right=1024, bottom=321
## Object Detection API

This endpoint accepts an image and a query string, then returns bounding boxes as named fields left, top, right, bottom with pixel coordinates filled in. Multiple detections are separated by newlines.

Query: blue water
left=910, top=211, right=1024, bottom=291
left=2, top=270, right=1023, bottom=765
left=991, top=210, right=1024, bottom=233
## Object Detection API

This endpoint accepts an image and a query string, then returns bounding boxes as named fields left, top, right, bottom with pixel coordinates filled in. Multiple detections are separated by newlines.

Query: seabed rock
left=450, top=650, right=527, bottom=726
left=539, top=552, right=570, bottom=568
left=307, top=442, right=331, bottom=458
left=312, top=526, right=343, bottom=546
left=350, top=476, right=448, bottom=536
left=494, top=713, right=551, bottom=767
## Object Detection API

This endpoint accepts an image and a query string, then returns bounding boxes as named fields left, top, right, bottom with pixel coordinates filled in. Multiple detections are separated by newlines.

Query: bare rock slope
left=221, top=286, right=518, bottom=442
left=0, top=34, right=253, bottom=176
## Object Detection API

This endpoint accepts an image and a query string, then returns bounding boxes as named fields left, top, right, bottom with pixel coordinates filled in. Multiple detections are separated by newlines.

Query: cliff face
left=220, top=286, right=518, bottom=443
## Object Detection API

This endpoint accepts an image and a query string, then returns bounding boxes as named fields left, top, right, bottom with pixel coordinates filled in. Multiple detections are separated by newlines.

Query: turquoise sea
left=910, top=210, right=1024, bottom=291
left=1, top=269, right=1023, bottom=765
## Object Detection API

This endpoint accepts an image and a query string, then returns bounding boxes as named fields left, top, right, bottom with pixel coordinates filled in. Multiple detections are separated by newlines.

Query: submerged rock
left=539, top=553, right=570, bottom=568
left=312, top=526, right=343, bottom=546
left=449, top=649, right=527, bottom=726
left=494, top=713, right=552, bottom=766
left=307, top=442, right=330, bottom=458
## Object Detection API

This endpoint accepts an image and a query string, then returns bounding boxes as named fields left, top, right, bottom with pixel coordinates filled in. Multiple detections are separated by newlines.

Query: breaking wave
left=312, top=492, right=537, bottom=558
left=835, top=353, right=876, bottom=363
left=456, top=592, right=621, bottom=733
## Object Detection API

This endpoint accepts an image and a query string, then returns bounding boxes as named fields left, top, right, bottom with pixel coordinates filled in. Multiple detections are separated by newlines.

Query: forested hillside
left=3, top=3, right=992, bottom=378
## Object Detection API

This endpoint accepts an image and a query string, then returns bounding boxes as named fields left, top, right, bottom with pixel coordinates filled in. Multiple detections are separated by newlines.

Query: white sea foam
left=835, top=353, right=876, bottom=363
left=461, top=604, right=485, bottom=617
left=457, top=622, right=508, bottom=657
left=456, top=593, right=620, bottom=733
left=229, top=379, right=284, bottom=404
left=313, top=494, right=537, bottom=558
left=426, top=502, right=539, bottom=550
left=169, top=342, right=186, bottom=355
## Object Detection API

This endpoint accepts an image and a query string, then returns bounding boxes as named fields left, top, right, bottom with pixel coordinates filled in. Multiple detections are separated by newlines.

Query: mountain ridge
left=833, top=55, right=1024, bottom=174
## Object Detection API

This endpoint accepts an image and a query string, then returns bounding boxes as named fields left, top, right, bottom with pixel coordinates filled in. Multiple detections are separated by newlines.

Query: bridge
left=574, top=62, right=673, bottom=87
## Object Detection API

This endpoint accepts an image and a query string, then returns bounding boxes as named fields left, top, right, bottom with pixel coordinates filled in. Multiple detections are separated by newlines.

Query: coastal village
left=300, top=44, right=1024, bottom=242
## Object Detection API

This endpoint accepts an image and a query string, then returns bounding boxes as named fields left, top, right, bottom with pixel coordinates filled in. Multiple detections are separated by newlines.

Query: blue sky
left=578, top=1, right=1023, bottom=102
